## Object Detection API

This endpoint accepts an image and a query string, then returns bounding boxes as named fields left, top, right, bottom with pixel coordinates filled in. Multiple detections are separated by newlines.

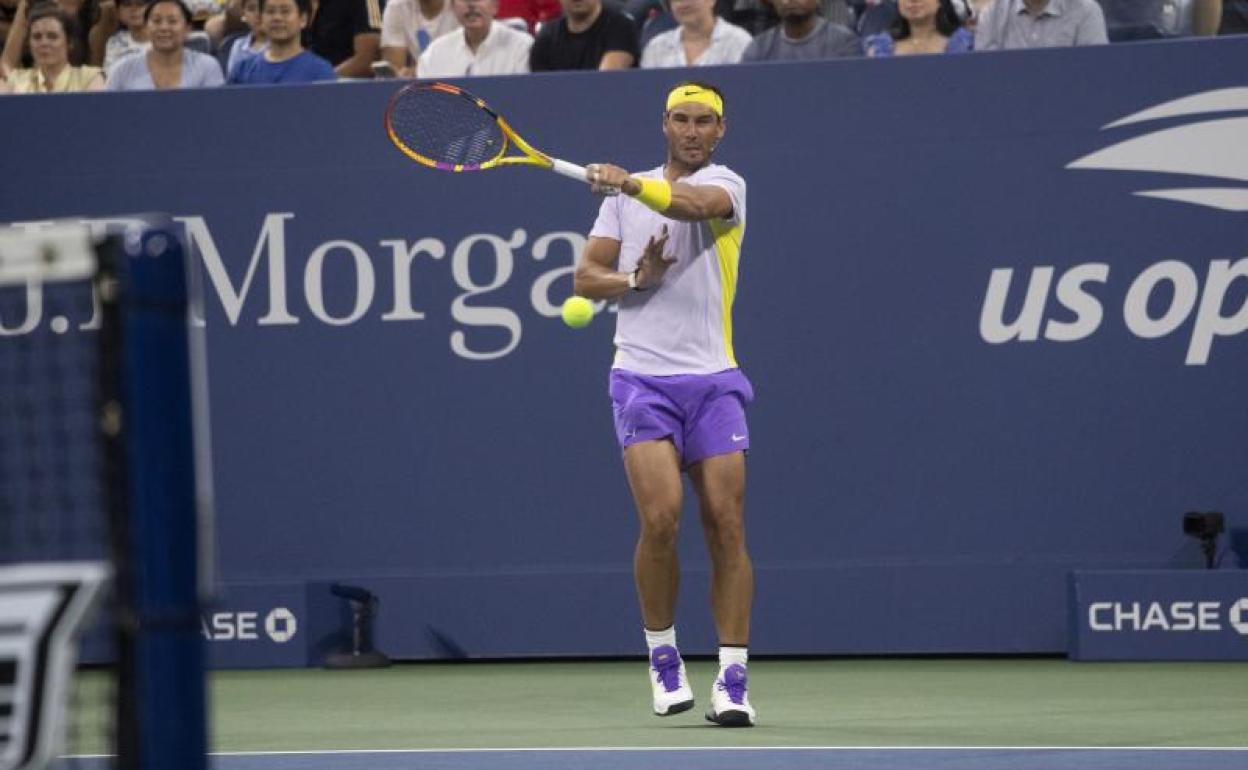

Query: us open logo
left=1067, top=87, right=1248, bottom=212
left=264, top=607, right=298, bottom=643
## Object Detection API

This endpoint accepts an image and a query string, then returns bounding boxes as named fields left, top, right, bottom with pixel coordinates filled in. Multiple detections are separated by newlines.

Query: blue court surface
left=61, top=747, right=1248, bottom=770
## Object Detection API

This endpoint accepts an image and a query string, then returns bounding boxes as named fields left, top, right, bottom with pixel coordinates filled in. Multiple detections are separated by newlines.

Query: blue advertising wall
left=2, top=37, right=1246, bottom=663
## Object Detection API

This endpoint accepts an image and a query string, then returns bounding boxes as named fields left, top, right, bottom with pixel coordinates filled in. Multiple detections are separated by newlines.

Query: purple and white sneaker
left=706, top=663, right=755, bottom=727
left=649, top=645, right=694, bottom=716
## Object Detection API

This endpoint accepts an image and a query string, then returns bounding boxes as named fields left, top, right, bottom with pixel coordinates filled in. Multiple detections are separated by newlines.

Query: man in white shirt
left=640, top=0, right=751, bottom=67
left=417, top=0, right=530, bottom=76
left=379, top=0, right=459, bottom=76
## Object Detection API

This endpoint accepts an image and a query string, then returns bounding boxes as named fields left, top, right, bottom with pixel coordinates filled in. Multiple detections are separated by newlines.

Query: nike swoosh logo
left=731, top=434, right=746, bottom=442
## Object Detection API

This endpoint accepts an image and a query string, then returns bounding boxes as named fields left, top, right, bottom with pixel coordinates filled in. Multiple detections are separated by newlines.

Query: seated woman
left=3, top=0, right=106, bottom=73
left=0, top=4, right=102, bottom=92
left=640, top=0, right=752, bottom=68
left=863, top=0, right=971, bottom=56
left=106, top=0, right=223, bottom=88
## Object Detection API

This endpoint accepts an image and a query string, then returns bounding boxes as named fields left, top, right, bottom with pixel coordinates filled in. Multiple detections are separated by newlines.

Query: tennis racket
left=385, top=81, right=595, bottom=185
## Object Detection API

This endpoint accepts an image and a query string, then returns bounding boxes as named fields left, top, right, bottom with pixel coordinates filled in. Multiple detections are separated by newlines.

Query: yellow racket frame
left=385, top=81, right=589, bottom=181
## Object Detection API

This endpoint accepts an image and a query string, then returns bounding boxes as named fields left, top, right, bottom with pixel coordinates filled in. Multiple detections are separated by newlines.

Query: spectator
left=640, top=0, right=751, bottom=67
left=496, top=0, right=558, bottom=32
left=417, top=0, right=531, bottom=77
left=864, top=0, right=970, bottom=54
left=230, top=0, right=334, bottom=82
left=530, top=0, right=638, bottom=70
left=975, top=0, right=1107, bottom=49
left=220, top=0, right=264, bottom=79
left=858, top=0, right=982, bottom=35
left=741, top=0, right=860, bottom=61
left=307, top=0, right=381, bottom=77
left=1099, top=0, right=1222, bottom=39
left=3, top=0, right=105, bottom=68
left=0, top=4, right=102, bottom=92
left=379, top=0, right=458, bottom=77
left=106, top=0, right=224, bottom=89
left=59, top=0, right=101, bottom=62
left=724, top=0, right=778, bottom=33
left=97, top=0, right=148, bottom=72
left=204, top=0, right=246, bottom=50
left=729, top=0, right=851, bottom=34
left=1222, top=0, right=1246, bottom=32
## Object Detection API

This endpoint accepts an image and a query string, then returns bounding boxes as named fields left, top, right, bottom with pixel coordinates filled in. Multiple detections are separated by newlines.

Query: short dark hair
left=144, top=0, right=193, bottom=24
left=26, top=3, right=77, bottom=40
left=258, top=0, right=311, bottom=16
left=890, top=0, right=962, bottom=40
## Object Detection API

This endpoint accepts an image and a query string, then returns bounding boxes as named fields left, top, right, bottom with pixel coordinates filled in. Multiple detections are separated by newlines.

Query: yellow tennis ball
left=561, top=296, right=594, bottom=329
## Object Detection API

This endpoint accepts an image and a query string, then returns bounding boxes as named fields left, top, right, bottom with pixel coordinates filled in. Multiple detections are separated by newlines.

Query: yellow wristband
left=632, top=178, right=672, bottom=213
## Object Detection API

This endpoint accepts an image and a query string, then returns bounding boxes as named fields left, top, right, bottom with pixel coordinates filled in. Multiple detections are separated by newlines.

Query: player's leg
left=689, top=451, right=756, bottom=727
left=611, top=369, right=696, bottom=716
left=623, top=439, right=695, bottom=715
left=689, top=451, right=752, bottom=645
left=681, top=368, right=756, bottom=727
left=624, top=439, right=684, bottom=631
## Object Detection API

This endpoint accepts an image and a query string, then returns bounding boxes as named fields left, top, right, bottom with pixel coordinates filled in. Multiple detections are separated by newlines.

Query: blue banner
left=3, top=38, right=1246, bottom=661
left=1069, top=570, right=1248, bottom=660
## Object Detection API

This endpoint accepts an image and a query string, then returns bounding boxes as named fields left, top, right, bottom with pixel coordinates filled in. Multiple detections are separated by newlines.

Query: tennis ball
left=561, top=296, right=594, bottom=329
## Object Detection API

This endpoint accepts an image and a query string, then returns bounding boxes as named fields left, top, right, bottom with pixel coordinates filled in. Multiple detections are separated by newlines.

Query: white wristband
left=627, top=269, right=639, bottom=291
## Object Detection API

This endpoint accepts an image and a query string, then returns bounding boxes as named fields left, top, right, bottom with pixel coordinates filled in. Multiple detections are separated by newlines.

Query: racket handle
left=549, top=158, right=589, bottom=184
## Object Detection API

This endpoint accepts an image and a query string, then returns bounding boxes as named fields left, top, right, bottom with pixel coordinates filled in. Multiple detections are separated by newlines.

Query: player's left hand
left=636, top=225, right=676, bottom=290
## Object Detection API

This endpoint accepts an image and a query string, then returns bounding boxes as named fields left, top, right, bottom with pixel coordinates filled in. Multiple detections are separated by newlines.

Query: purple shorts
left=609, top=368, right=755, bottom=467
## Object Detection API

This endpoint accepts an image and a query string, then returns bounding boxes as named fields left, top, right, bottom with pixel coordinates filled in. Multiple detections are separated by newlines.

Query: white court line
left=64, top=746, right=1248, bottom=759
left=212, top=746, right=1248, bottom=756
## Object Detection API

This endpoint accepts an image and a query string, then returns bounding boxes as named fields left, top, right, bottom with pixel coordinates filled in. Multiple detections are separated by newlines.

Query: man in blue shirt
left=230, top=0, right=335, bottom=83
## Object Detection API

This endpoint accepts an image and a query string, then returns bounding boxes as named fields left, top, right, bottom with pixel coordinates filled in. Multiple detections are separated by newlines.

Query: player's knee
left=702, top=510, right=746, bottom=554
left=638, top=508, right=680, bottom=547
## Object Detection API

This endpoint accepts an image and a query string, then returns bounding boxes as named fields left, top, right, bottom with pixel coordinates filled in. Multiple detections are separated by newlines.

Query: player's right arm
left=589, top=163, right=732, bottom=223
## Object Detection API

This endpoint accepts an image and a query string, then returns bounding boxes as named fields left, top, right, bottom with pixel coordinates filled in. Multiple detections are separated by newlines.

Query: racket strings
left=389, top=87, right=506, bottom=168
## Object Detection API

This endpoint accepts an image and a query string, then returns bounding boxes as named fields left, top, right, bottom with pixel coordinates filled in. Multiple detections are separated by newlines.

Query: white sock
left=718, top=645, right=748, bottom=673
left=644, top=625, right=677, bottom=653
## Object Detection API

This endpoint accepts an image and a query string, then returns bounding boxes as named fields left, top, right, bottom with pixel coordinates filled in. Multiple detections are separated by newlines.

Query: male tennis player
left=574, top=81, right=755, bottom=728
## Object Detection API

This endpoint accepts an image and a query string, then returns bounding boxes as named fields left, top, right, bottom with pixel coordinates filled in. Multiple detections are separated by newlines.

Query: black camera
left=1182, top=511, right=1225, bottom=569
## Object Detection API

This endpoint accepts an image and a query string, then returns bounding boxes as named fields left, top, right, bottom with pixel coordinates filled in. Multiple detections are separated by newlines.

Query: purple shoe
left=706, top=663, right=755, bottom=727
left=649, top=645, right=694, bottom=716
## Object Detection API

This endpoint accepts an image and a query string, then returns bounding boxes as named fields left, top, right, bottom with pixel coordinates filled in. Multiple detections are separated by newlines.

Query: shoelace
left=716, top=664, right=748, bottom=705
left=651, top=652, right=683, bottom=693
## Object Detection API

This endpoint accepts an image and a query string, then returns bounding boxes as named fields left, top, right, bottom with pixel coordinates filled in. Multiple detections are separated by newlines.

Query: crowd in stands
left=0, top=0, right=1243, bottom=93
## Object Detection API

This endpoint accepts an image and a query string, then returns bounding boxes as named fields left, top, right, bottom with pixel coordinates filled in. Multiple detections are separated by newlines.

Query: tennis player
left=574, top=81, right=756, bottom=727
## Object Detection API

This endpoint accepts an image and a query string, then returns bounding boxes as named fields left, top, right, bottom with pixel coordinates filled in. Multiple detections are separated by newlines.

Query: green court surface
left=186, top=658, right=1248, bottom=752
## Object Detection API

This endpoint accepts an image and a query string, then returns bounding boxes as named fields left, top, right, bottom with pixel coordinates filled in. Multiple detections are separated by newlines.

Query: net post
left=103, top=222, right=209, bottom=770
